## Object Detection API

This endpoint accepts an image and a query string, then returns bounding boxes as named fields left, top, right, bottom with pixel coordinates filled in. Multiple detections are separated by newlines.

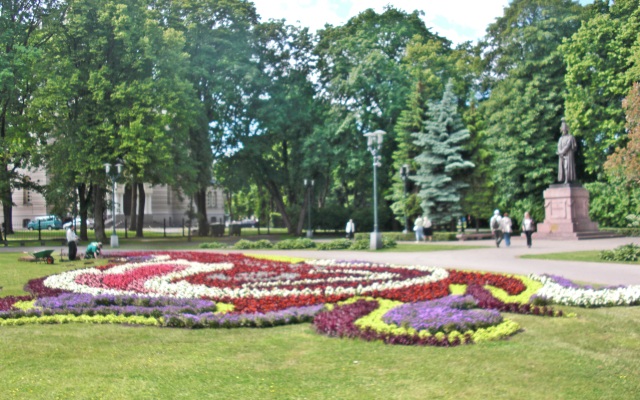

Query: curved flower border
left=1, top=251, right=637, bottom=346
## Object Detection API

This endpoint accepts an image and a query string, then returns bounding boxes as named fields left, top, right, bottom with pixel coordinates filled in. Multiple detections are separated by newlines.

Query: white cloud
left=251, top=0, right=510, bottom=44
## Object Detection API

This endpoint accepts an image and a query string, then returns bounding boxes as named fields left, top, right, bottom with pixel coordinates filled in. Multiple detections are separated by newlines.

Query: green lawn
left=520, top=250, right=640, bottom=264
left=2, top=251, right=640, bottom=399
left=381, top=243, right=485, bottom=252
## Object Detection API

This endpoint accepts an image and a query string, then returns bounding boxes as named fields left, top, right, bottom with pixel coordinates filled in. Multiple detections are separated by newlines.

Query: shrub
left=317, top=239, right=353, bottom=250
left=198, top=242, right=229, bottom=249
left=382, top=236, right=397, bottom=248
left=600, top=243, right=640, bottom=262
left=273, top=238, right=316, bottom=250
left=433, top=232, right=458, bottom=241
left=354, top=232, right=413, bottom=242
left=232, top=239, right=273, bottom=250
left=347, top=237, right=396, bottom=250
left=349, top=239, right=370, bottom=250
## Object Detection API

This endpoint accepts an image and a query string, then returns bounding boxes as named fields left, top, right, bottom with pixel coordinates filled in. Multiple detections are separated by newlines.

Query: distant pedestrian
left=345, top=219, right=355, bottom=239
left=490, top=209, right=503, bottom=248
left=423, top=216, right=433, bottom=242
left=501, top=212, right=513, bottom=247
left=413, top=216, right=424, bottom=242
left=66, top=225, right=79, bottom=261
left=522, top=211, right=536, bottom=248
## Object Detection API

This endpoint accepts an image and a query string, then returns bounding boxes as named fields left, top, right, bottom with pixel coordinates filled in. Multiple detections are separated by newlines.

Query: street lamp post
left=104, top=162, right=123, bottom=248
left=365, top=130, right=386, bottom=250
left=400, top=164, right=409, bottom=234
left=304, top=179, right=314, bottom=238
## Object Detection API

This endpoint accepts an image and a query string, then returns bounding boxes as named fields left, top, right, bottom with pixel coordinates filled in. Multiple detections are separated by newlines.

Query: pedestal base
left=370, top=232, right=382, bottom=250
left=306, top=230, right=313, bottom=238
left=536, top=183, right=611, bottom=240
left=110, top=234, right=119, bottom=248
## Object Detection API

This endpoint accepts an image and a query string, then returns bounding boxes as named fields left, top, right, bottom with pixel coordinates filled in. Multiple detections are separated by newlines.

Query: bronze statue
left=557, top=118, right=577, bottom=184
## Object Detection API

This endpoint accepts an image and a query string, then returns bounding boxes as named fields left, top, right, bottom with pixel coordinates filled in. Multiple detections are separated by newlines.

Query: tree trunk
left=195, top=188, right=209, bottom=236
left=225, top=191, right=233, bottom=222
left=93, top=184, right=107, bottom=243
left=136, top=183, right=144, bottom=237
left=1, top=163, right=14, bottom=234
left=77, top=183, right=92, bottom=241
left=129, top=182, right=137, bottom=231
left=264, top=181, right=295, bottom=234
left=2, top=202, right=13, bottom=235
left=296, top=194, right=307, bottom=236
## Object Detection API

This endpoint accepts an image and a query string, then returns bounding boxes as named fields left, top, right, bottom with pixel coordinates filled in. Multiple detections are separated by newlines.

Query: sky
left=251, top=0, right=593, bottom=45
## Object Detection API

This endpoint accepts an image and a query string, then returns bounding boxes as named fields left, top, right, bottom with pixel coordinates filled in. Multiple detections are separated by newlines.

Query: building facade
left=4, top=168, right=225, bottom=230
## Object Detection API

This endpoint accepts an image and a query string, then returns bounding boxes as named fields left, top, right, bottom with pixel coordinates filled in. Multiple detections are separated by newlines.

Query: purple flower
left=382, top=295, right=503, bottom=333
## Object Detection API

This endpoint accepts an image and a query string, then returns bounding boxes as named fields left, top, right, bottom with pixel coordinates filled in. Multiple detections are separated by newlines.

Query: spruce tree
left=411, top=81, right=474, bottom=225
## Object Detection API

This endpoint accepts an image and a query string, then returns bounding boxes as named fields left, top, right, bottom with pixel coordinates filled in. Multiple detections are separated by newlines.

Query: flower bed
left=1, top=251, right=636, bottom=346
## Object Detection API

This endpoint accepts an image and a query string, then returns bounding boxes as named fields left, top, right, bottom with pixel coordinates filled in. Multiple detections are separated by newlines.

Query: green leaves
left=562, top=2, right=640, bottom=176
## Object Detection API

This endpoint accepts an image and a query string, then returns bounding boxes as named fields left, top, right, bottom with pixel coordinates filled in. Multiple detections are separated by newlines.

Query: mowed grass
left=521, top=251, right=640, bottom=264
left=381, top=243, right=485, bottom=252
left=1, top=252, right=640, bottom=399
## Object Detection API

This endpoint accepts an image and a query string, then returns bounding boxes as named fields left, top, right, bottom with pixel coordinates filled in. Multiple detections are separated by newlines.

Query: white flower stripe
left=43, top=257, right=450, bottom=300
left=530, top=274, right=640, bottom=307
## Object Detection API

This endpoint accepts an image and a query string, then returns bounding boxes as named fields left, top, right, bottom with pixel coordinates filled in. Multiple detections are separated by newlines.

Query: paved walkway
left=3, top=236, right=640, bottom=285
left=244, top=236, right=640, bottom=285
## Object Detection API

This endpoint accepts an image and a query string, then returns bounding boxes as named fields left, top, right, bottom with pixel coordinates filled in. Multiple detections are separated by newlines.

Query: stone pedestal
left=536, top=183, right=602, bottom=240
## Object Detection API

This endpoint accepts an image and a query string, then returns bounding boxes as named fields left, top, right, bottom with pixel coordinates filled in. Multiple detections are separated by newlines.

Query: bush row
left=199, top=237, right=398, bottom=250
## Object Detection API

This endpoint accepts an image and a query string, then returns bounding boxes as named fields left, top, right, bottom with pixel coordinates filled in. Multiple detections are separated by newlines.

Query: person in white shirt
left=489, top=209, right=503, bottom=248
left=66, top=225, right=79, bottom=260
left=521, top=211, right=536, bottom=248
left=413, top=216, right=424, bottom=242
left=501, top=212, right=513, bottom=247
left=345, top=219, right=355, bottom=239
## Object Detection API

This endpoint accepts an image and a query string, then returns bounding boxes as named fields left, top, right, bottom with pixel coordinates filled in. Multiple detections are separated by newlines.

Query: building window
left=23, top=189, right=31, bottom=205
left=207, top=190, right=214, bottom=208
left=211, top=216, right=217, bottom=223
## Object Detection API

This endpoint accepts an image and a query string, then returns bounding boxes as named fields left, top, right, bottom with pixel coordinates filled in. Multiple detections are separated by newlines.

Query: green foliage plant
left=317, top=239, right=353, bottom=250
left=198, top=242, right=229, bottom=249
left=600, top=243, right=640, bottom=262
left=232, top=240, right=273, bottom=250
left=273, top=238, right=316, bottom=250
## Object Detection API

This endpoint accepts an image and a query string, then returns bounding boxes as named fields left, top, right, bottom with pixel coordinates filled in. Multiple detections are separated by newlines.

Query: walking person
left=522, top=211, right=536, bottom=248
left=423, top=216, right=433, bottom=242
left=501, top=212, right=513, bottom=247
left=413, top=215, right=424, bottom=242
left=345, top=219, right=355, bottom=240
left=490, top=209, right=503, bottom=248
left=66, top=225, right=79, bottom=261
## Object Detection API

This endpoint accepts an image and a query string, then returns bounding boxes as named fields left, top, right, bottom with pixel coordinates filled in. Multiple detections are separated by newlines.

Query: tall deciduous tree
left=0, top=0, right=66, bottom=233
left=36, top=0, right=197, bottom=240
left=411, top=81, right=474, bottom=225
left=605, top=82, right=640, bottom=183
left=562, top=0, right=640, bottom=177
left=157, top=0, right=258, bottom=235
left=223, top=21, right=322, bottom=235
left=313, top=7, right=444, bottom=230
left=480, top=0, right=584, bottom=212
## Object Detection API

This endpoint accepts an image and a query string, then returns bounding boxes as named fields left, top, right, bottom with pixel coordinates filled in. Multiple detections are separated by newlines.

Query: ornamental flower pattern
left=42, top=253, right=451, bottom=312
left=1, top=251, right=634, bottom=346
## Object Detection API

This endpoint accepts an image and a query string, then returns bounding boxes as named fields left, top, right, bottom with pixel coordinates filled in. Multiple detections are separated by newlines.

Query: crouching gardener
left=85, top=242, right=102, bottom=259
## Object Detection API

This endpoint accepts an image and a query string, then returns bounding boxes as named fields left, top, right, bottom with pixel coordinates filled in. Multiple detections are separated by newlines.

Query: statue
left=557, top=118, right=577, bottom=184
